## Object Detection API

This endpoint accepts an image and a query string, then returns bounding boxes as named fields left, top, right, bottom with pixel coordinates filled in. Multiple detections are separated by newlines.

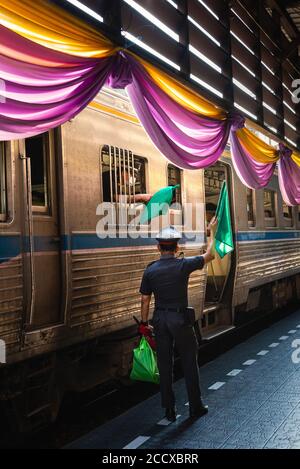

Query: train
left=1, top=86, right=300, bottom=433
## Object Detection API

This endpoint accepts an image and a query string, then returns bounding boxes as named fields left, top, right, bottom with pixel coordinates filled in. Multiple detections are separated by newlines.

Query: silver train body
left=0, top=88, right=300, bottom=431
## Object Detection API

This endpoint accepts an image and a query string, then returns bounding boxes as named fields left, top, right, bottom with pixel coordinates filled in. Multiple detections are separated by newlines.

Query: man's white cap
left=156, top=226, right=182, bottom=243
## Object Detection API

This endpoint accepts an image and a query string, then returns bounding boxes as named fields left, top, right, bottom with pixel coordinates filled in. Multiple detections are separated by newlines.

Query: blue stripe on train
left=69, top=232, right=205, bottom=250
left=0, top=235, right=21, bottom=262
left=1, top=231, right=299, bottom=263
left=0, top=232, right=205, bottom=263
left=236, top=231, right=300, bottom=242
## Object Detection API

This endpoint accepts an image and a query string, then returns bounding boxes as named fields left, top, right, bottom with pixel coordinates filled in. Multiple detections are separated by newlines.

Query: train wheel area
left=66, top=309, right=300, bottom=450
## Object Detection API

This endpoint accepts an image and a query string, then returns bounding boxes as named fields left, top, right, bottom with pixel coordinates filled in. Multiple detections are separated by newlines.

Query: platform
left=67, top=311, right=300, bottom=449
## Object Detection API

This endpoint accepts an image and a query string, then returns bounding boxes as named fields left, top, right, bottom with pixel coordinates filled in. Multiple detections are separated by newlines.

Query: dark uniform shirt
left=139, top=254, right=205, bottom=308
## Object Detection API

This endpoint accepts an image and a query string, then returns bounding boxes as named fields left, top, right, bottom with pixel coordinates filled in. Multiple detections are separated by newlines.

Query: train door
left=21, top=132, right=62, bottom=328
left=203, top=163, right=234, bottom=333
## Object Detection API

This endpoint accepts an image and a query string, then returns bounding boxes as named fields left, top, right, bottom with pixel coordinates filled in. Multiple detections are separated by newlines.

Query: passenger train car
left=1, top=87, right=300, bottom=432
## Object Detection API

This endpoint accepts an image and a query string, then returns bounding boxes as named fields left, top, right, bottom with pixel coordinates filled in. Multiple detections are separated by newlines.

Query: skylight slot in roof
left=262, top=61, right=275, bottom=76
left=283, top=101, right=296, bottom=114
left=234, top=103, right=257, bottom=120
left=284, top=119, right=297, bottom=131
left=233, top=78, right=256, bottom=99
left=121, top=31, right=180, bottom=71
left=265, top=125, right=278, bottom=134
left=285, top=137, right=296, bottom=147
left=230, top=31, right=255, bottom=55
left=190, top=74, right=223, bottom=98
left=65, top=0, right=103, bottom=22
left=197, top=0, right=219, bottom=20
left=165, top=0, right=178, bottom=8
left=232, top=56, right=256, bottom=77
left=262, top=81, right=275, bottom=95
left=123, top=0, right=179, bottom=42
left=263, top=102, right=277, bottom=115
left=231, top=8, right=254, bottom=33
left=188, top=16, right=221, bottom=46
left=189, top=45, right=222, bottom=73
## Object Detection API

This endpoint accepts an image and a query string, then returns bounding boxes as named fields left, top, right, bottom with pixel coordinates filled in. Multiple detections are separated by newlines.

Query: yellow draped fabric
left=0, top=0, right=118, bottom=58
left=134, top=55, right=226, bottom=120
left=236, top=128, right=279, bottom=164
left=292, top=152, right=300, bottom=167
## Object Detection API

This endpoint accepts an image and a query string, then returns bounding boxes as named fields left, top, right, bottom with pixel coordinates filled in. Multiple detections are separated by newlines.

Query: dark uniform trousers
left=153, top=308, right=202, bottom=410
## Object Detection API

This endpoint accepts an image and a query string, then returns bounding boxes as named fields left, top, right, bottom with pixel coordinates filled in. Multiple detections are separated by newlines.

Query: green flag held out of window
left=215, top=181, right=234, bottom=258
left=140, top=185, right=180, bottom=224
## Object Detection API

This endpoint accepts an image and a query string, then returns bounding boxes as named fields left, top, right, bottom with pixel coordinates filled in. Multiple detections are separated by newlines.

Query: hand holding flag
left=208, top=216, right=218, bottom=258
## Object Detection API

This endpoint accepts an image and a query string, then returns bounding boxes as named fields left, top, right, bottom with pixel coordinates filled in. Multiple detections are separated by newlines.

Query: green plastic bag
left=140, top=185, right=180, bottom=224
left=130, top=337, right=160, bottom=384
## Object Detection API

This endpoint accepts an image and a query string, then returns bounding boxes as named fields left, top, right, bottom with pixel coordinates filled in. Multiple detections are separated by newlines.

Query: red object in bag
left=137, top=324, right=156, bottom=350
left=138, top=324, right=152, bottom=337
left=145, top=335, right=156, bottom=350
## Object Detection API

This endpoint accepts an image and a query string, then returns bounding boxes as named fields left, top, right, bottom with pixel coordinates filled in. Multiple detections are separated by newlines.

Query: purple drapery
left=3, top=25, right=299, bottom=204
left=0, top=25, right=114, bottom=140
left=230, top=118, right=276, bottom=189
left=278, top=144, right=300, bottom=206
left=1, top=28, right=231, bottom=168
left=1, top=32, right=231, bottom=169
left=108, top=53, right=231, bottom=169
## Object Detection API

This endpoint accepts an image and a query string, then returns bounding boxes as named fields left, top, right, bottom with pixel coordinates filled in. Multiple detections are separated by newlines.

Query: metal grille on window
left=101, top=145, right=146, bottom=225
left=0, top=142, right=7, bottom=221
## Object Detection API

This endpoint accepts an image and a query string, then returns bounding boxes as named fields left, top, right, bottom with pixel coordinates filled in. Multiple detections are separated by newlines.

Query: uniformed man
left=139, top=221, right=217, bottom=422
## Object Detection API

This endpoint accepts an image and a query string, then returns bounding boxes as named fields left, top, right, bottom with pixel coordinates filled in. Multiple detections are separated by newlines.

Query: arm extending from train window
left=203, top=217, right=217, bottom=265
left=141, top=294, right=151, bottom=323
left=115, top=193, right=152, bottom=203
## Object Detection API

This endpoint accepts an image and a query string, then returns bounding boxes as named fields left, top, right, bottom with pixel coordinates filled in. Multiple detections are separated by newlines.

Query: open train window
left=204, top=164, right=231, bottom=305
left=25, top=133, right=50, bottom=213
left=246, top=188, right=255, bottom=227
left=168, top=164, right=182, bottom=204
left=167, top=164, right=183, bottom=226
left=282, top=202, right=294, bottom=228
left=204, top=167, right=226, bottom=221
left=0, top=142, right=7, bottom=222
left=264, top=189, right=277, bottom=228
left=101, top=145, right=146, bottom=204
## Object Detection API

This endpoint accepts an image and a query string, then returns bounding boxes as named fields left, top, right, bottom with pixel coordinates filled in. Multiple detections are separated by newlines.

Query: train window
left=168, top=164, right=182, bottom=204
left=0, top=142, right=7, bottom=221
left=25, top=134, right=49, bottom=212
left=246, top=188, right=255, bottom=227
left=204, top=164, right=232, bottom=305
left=101, top=145, right=146, bottom=204
left=167, top=164, right=182, bottom=225
left=264, top=189, right=277, bottom=228
left=204, top=167, right=226, bottom=220
left=282, top=202, right=293, bottom=228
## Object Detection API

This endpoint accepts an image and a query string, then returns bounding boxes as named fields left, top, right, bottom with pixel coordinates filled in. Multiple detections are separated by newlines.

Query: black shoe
left=189, top=404, right=208, bottom=419
left=165, top=407, right=176, bottom=422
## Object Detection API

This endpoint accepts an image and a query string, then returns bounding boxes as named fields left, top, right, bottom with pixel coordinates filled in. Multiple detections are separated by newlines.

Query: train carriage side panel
left=0, top=140, right=24, bottom=358
left=62, top=91, right=206, bottom=337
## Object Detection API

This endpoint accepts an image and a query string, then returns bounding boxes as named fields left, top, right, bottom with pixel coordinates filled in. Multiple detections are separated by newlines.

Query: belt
left=156, top=306, right=185, bottom=313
